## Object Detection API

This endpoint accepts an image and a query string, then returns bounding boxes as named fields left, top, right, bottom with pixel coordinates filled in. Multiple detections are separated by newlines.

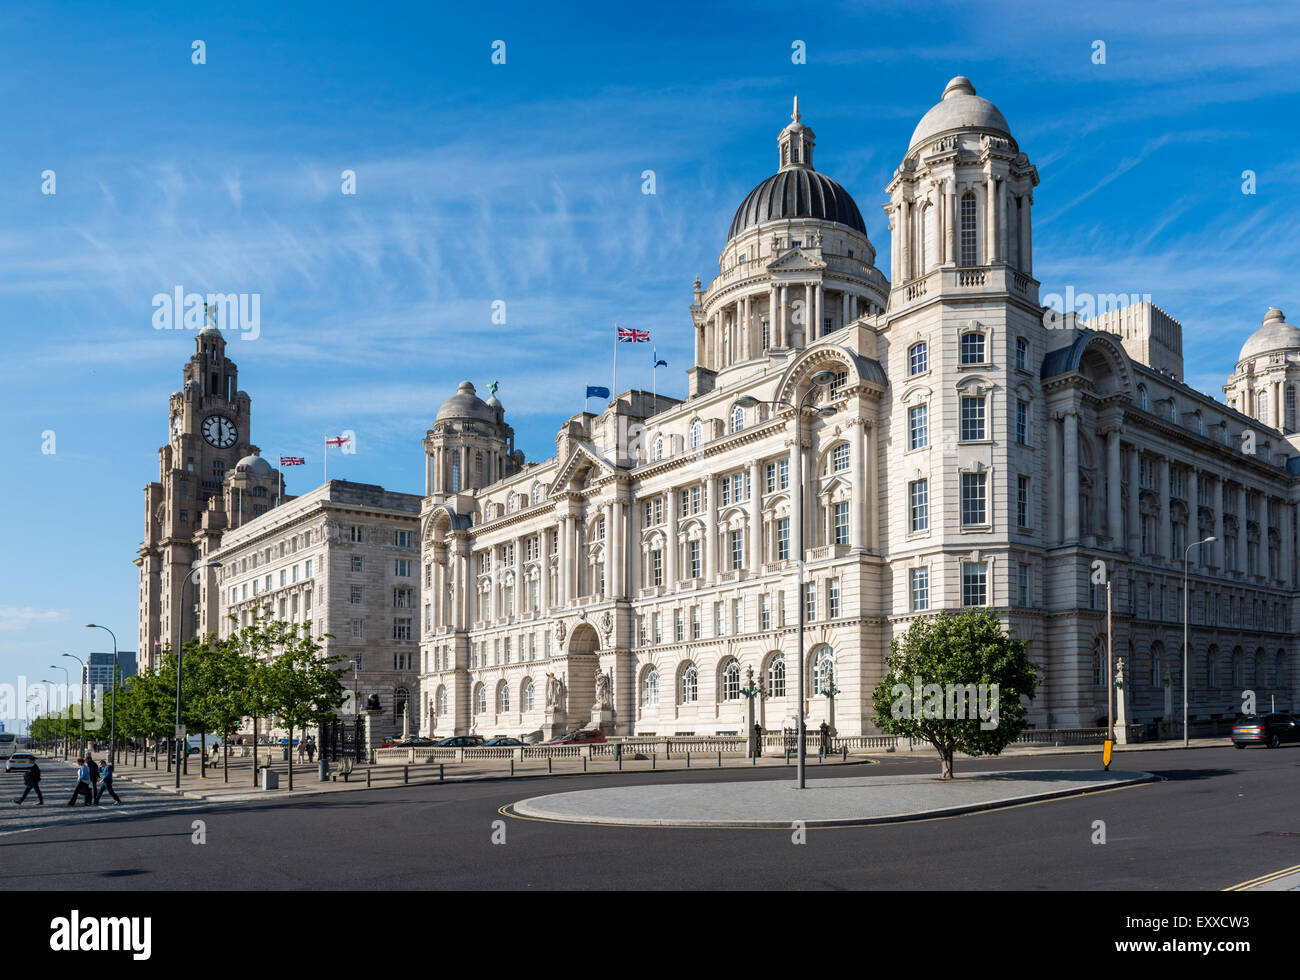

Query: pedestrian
left=306, top=739, right=315, bottom=764
left=94, top=759, right=122, bottom=805
left=296, top=738, right=306, bottom=763
left=67, top=757, right=93, bottom=806
left=85, top=753, right=100, bottom=803
left=14, top=761, right=43, bottom=805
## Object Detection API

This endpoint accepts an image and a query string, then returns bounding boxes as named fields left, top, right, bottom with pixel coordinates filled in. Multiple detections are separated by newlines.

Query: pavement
left=510, top=768, right=1157, bottom=827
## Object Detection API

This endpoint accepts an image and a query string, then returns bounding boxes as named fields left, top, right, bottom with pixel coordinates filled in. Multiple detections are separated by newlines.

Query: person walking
left=85, top=753, right=101, bottom=804
left=67, top=758, right=93, bottom=806
left=14, top=761, right=43, bottom=805
left=296, top=738, right=307, bottom=764
left=94, top=759, right=122, bottom=805
left=306, top=739, right=315, bottom=764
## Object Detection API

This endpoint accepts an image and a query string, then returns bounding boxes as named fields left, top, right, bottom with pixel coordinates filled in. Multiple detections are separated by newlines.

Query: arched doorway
left=565, top=623, right=601, bottom=728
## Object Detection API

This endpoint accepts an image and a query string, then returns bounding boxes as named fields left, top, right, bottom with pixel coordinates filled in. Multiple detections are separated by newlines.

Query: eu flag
left=586, top=386, right=610, bottom=400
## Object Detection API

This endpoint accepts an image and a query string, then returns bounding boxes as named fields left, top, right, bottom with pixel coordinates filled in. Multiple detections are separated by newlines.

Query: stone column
left=1020, top=193, right=1032, bottom=274
left=768, top=284, right=777, bottom=349
left=944, top=180, right=956, bottom=265
left=557, top=514, right=570, bottom=604
left=1236, top=485, right=1248, bottom=575
left=1107, top=428, right=1122, bottom=546
left=1187, top=469, right=1200, bottom=568
left=611, top=499, right=624, bottom=597
left=1126, top=447, right=1140, bottom=556
left=666, top=490, right=679, bottom=586
left=996, top=178, right=1007, bottom=262
left=602, top=502, right=614, bottom=597
left=841, top=291, right=848, bottom=328
left=1212, top=477, right=1224, bottom=568
left=779, top=284, right=788, bottom=347
left=742, top=295, right=751, bottom=360
left=900, top=200, right=912, bottom=280
left=425, top=453, right=432, bottom=496
left=749, top=461, right=763, bottom=569
left=1048, top=416, right=1063, bottom=545
left=850, top=294, right=858, bottom=321
left=1275, top=381, right=1283, bottom=429
left=705, top=478, right=718, bottom=581
left=852, top=421, right=866, bottom=550
left=815, top=282, right=824, bottom=339
left=1063, top=411, right=1080, bottom=543
left=866, top=422, right=878, bottom=551
left=985, top=177, right=996, bottom=264
left=801, top=282, right=812, bottom=346
left=539, top=539, right=550, bottom=612
left=1157, top=457, right=1171, bottom=560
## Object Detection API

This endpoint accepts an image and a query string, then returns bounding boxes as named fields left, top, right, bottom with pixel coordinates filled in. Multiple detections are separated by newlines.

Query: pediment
left=552, top=442, right=619, bottom=492
left=767, top=248, right=827, bottom=273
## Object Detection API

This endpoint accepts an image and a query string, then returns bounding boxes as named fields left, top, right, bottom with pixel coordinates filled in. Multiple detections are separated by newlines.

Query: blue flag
left=586, top=386, right=610, bottom=400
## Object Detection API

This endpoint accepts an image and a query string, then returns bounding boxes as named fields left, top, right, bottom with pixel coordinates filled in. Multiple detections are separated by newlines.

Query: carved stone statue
left=594, top=668, right=612, bottom=710
left=556, top=619, right=567, bottom=646
left=545, top=673, right=564, bottom=712
left=599, top=610, right=613, bottom=640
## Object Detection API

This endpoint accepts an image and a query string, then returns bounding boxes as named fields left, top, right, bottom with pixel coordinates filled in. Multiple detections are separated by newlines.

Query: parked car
left=4, top=752, right=36, bottom=773
left=434, top=735, right=486, bottom=748
left=481, top=737, right=526, bottom=747
left=1231, top=713, right=1300, bottom=748
left=381, top=736, right=437, bottom=748
left=545, top=729, right=607, bottom=745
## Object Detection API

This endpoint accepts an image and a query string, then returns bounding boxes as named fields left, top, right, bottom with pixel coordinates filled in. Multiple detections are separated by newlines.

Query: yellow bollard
left=1103, top=739, right=1114, bottom=770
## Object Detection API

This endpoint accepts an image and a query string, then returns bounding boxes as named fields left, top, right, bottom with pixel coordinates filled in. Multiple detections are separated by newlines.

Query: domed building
left=1225, top=309, right=1300, bottom=432
left=405, top=77, right=1297, bottom=743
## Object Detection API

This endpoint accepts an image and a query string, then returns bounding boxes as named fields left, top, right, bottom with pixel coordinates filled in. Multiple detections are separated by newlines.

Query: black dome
left=726, top=169, right=866, bottom=243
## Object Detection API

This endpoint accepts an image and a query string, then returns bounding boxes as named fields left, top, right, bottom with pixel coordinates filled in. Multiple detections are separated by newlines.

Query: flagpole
left=323, top=434, right=327, bottom=485
left=652, top=348, right=657, bottom=403
left=611, top=324, right=617, bottom=406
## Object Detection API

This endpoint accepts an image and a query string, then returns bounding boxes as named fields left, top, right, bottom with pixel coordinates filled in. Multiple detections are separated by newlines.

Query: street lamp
left=61, top=653, right=86, bottom=756
left=1183, top=536, right=1215, bottom=748
left=177, top=561, right=223, bottom=788
left=46, top=664, right=70, bottom=759
left=27, top=696, right=40, bottom=744
left=736, top=368, right=838, bottom=790
left=86, top=624, right=118, bottom=765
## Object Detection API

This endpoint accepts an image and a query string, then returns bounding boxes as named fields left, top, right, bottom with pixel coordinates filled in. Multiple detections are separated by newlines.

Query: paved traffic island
left=510, top=768, right=1156, bottom=828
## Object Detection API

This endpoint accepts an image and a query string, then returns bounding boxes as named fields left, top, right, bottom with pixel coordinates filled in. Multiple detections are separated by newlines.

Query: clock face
left=201, top=415, right=238, bottom=449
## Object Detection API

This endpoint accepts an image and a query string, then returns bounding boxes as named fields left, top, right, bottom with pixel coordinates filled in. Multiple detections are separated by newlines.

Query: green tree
left=871, top=610, right=1038, bottom=779
left=193, top=637, right=254, bottom=783
left=262, top=621, right=345, bottom=790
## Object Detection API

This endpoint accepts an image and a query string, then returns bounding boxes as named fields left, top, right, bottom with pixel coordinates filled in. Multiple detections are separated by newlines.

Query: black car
left=434, top=735, right=486, bottom=748
left=1231, top=713, right=1300, bottom=749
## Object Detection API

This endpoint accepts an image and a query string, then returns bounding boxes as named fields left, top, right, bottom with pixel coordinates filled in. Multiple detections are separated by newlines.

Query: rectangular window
left=714, top=602, right=724, bottom=637
left=1017, top=475, right=1030, bottom=529
left=765, top=463, right=777, bottom=494
left=689, top=540, right=702, bottom=578
left=759, top=594, right=771, bottom=630
left=351, top=556, right=364, bottom=573
left=350, top=525, right=364, bottom=543
left=833, top=443, right=850, bottom=471
left=960, top=332, right=985, bottom=364
left=909, top=404, right=928, bottom=450
left=691, top=605, right=701, bottom=640
left=777, top=518, right=790, bottom=560
left=961, top=473, right=987, bottom=526
left=732, top=598, right=742, bottom=634
left=730, top=529, right=744, bottom=569
left=652, top=549, right=664, bottom=586
left=396, top=530, right=413, bottom=548
left=833, top=502, right=849, bottom=545
left=395, top=559, right=412, bottom=577
left=1018, top=563, right=1031, bottom=607
left=393, top=618, right=412, bottom=642
left=962, top=562, right=988, bottom=606
left=652, top=612, right=662, bottom=645
left=350, top=585, right=363, bottom=604
left=910, top=568, right=930, bottom=611
left=828, top=578, right=841, bottom=618
left=909, top=479, right=929, bottom=533
left=674, top=608, right=684, bottom=643
left=778, top=459, right=789, bottom=489
left=909, top=342, right=928, bottom=375
left=960, top=396, right=986, bottom=440
left=1016, top=400, right=1028, bottom=444
left=804, top=582, right=817, bottom=622
left=350, top=619, right=363, bottom=640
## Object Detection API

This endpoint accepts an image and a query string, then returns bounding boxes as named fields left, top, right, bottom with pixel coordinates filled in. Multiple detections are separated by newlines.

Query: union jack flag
left=280, top=456, right=306, bottom=466
left=617, top=326, right=650, bottom=343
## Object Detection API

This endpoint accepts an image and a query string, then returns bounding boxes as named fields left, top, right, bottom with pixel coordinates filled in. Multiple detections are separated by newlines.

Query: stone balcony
left=897, top=264, right=1038, bottom=311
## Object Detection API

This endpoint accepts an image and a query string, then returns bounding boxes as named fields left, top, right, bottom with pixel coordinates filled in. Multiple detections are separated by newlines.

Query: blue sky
left=2, top=0, right=1298, bottom=725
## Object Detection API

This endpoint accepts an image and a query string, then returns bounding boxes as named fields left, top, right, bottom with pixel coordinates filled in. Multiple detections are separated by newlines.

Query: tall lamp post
left=736, top=369, right=838, bottom=790
left=85, top=624, right=118, bottom=765
left=45, top=665, right=71, bottom=759
left=176, top=561, right=223, bottom=789
left=61, top=653, right=86, bottom=756
left=1183, top=536, right=1215, bottom=748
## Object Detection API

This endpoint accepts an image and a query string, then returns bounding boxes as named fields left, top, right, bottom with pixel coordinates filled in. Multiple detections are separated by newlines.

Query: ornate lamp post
left=739, top=666, right=768, bottom=758
left=46, top=665, right=70, bottom=759
left=85, top=624, right=118, bottom=765
left=61, top=653, right=86, bottom=756
left=736, top=369, right=838, bottom=790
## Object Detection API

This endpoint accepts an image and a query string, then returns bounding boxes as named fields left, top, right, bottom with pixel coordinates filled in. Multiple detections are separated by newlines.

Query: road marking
left=1224, top=863, right=1300, bottom=891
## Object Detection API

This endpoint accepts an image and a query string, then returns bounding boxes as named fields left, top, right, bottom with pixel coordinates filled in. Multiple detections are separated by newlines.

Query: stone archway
left=565, top=623, right=601, bottom=730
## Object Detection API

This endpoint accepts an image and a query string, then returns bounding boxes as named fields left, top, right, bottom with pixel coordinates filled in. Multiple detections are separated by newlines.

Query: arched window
left=437, top=686, right=448, bottom=715
left=506, top=494, right=514, bottom=514
left=1258, top=390, right=1269, bottom=425
left=394, top=687, right=409, bottom=721
left=451, top=457, right=461, bottom=493
left=1150, top=647, right=1161, bottom=688
left=1092, top=643, right=1103, bottom=687
left=680, top=662, right=698, bottom=704
left=1207, top=647, right=1218, bottom=688
left=652, top=435, right=664, bottom=461
left=641, top=667, right=659, bottom=707
left=959, top=192, right=978, bottom=266
left=498, top=683, right=510, bottom=714
left=767, top=654, right=786, bottom=698
left=909, top=342, right=928, bottom=375
left=813, top=646, right=835, bottom=693
left=474, top=684, right=486, bottom=715
left=522, top=679, right=535, bottom=712
left=642, top=665, right=660, bottom=701
left=1231, top=649, right=1242, bottom=687
left=531, top=482, right=540, bottom=505
left=729, top=406, right=745, bottom=434
left=475, top=451, right=484, bottom=484
left=1015, top=337, right=1028, bottom=370
left=1287, top=386, right=1297, bottom=433
left=1170, top=401, right=1178, bottom=424
left=1137, top=385, right=1148, bottom=412
left=688, top=419, right=703, bottom=449
left=721, top=660, right=741, bottom=701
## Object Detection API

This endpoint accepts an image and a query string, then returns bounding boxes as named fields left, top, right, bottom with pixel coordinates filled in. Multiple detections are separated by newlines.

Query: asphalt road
left=3, top=745, right=1297, bottom=890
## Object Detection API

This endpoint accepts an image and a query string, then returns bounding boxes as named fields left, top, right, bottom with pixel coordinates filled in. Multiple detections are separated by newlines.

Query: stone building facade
left=418, top=78, right=1299, bottom=740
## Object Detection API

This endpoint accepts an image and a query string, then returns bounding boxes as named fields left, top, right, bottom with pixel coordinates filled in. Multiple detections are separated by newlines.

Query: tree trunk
left=252, top=716, right=259, bottom=788
left=939, top=747, right=954, bottom=780
left=288, top=723, right=294, bottom=791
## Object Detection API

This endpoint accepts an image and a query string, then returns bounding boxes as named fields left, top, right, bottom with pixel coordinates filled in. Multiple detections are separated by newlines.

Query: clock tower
left=135, top=318, right=278, bottom=668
